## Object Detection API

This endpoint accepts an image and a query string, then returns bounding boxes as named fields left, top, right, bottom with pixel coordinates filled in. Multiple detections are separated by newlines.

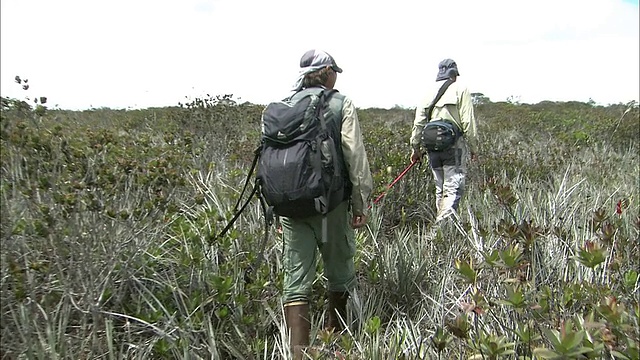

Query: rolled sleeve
left=457, top=86, right=477, bottom=150
left=410, top=101, right=429, bottom=151
left=340, top=97, right=373, bottom=216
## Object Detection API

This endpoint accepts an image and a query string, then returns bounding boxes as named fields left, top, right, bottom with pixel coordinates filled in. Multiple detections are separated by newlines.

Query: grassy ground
left=1, top=97, right=638, bottom=359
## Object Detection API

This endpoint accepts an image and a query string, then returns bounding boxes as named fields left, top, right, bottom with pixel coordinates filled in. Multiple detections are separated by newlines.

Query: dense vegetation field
left=1, top=93, right=638, bottom=359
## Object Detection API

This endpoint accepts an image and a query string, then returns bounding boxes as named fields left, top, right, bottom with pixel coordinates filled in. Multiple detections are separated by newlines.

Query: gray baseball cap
left=299, top=49, right=343, bottom=73
left=436, top=59, right=460, bottom=81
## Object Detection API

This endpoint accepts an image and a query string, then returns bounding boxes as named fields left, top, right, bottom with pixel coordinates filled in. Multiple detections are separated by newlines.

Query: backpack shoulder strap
left=313, top=88, right=338, bottom=133
left=426, top=79, right=455, bottom=121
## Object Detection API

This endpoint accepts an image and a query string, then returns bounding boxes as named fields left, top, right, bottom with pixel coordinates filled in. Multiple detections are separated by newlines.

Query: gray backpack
left=257, top=89, right=345, bottom=219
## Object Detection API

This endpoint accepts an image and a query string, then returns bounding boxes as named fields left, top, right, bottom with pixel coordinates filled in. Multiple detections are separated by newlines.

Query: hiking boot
left=326, top=291, right=348, bottom=331
left=284, top=302, right=310, bottom=360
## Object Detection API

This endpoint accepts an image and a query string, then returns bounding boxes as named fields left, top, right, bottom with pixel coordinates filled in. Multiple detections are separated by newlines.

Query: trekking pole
left=369, top=159, right=419, bottom=209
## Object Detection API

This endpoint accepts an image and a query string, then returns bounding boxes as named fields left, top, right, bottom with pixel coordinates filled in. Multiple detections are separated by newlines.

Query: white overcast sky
left=1, top=0, right=638, bottom=110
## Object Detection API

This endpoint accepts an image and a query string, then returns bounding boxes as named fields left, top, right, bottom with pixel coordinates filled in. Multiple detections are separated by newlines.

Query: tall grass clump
left=1, top=89, right=638, bottom=359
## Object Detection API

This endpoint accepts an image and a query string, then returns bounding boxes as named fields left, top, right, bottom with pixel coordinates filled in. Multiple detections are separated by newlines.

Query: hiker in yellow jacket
left=410, top=59, right=477, bottom=223
left=274, top=49, right=373, bottom=359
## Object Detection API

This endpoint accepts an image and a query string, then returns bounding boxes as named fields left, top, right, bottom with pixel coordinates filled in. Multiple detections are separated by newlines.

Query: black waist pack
left=421, top=119, right=461, bottom=152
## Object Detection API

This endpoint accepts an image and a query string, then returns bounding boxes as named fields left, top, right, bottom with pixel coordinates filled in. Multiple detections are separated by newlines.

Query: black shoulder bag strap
left=215, top=142, right=275, bottom=285
left=425, top=78, right=455, bottom=122
left=214, top=145, right=269, bottom=243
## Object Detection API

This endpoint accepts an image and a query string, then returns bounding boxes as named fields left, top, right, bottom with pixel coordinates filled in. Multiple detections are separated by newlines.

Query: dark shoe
left=326, top=291, right=348, bottom=331
left=284, top=302, right=310, bottom=360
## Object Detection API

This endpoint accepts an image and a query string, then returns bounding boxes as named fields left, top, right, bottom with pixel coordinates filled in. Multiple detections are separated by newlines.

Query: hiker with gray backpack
left=409, top=59, right=477, bottom=223
left=258, top=49, right=373, bottom=359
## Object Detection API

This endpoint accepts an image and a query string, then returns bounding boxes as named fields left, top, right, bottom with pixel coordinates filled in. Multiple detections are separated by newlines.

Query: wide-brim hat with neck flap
left=292, top=50, right=343, bottom=91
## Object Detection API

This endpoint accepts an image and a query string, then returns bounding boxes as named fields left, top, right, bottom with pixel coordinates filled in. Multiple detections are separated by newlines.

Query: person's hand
left=410, top=149, right=422, bottom=164
left=351, top=214, right=367, bottom=229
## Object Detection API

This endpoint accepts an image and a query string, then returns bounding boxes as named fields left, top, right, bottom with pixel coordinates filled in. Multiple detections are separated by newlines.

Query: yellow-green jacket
left=410, top=80, right=477, bottom=152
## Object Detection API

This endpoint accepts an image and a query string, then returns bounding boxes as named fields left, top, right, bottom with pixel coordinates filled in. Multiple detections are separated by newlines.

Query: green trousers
left=281, top=200, right=357, bottom=303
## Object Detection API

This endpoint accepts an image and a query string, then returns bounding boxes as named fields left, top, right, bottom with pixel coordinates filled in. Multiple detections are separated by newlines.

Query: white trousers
left=427, top=137, right=468, bottom=222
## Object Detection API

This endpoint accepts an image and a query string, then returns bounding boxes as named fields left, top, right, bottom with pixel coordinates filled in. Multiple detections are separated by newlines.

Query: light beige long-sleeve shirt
left=410, top=80, right=477, bottom=152
left=340, top=96, right=373, bottom=216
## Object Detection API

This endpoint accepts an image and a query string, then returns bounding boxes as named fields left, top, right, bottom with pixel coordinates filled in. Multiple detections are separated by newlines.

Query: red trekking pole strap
left=368, top=159, right=418, bottom=209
